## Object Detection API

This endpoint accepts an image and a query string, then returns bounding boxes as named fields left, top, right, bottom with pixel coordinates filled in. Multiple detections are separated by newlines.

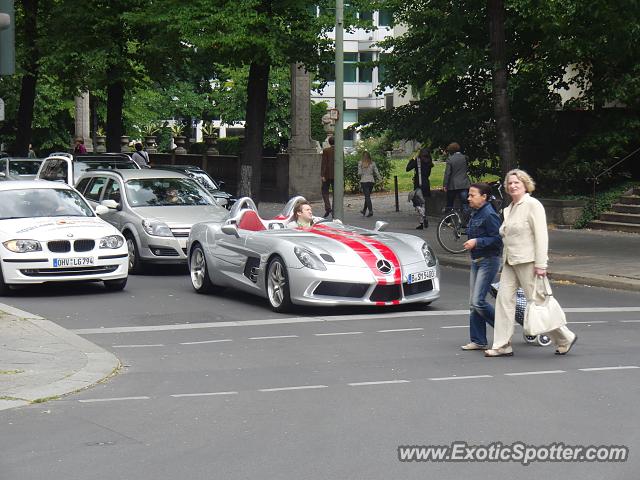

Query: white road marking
left=505, top=370, right=566, bottom=376
left=579, top=366, right=640, bottom=372
left=440, top=325, right=467, bottom=329
left=79, top=396, right=150, bottom=403
left=348, top=380, right=410, bottom=386
left=620, top=320, right=640, bottom=323
left=71, top=307, right=640, bottom=335
left=179, top=339, right=233, bottom=345
left=314, top=331, right=363, bottom=336
left=377, top=328, right=424, bottom=333
left=259, top=385, right=328, bottom=392
left=429, top=375, right=493, bottom=381
left=170, top=391, right=238, bottom=397
left=567, top=321, right=608, bottom=324
left=249, top=335, right=298, bottom=340
left=112, top=344, right=164, bottom=348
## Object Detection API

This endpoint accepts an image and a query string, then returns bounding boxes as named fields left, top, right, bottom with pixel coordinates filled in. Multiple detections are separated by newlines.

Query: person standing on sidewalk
left=485, top=169, right=577, bottom=357
left=461, top=183, right=503, bottom=351
left=358, top=150, right=379, bottom=217
left=321, top=136, right=335, bottom=218
left=443, top=142, right=471, bottom=214
left=406, top=147, right=433, bottom=229
left=132, top=142, right=150, bottom=168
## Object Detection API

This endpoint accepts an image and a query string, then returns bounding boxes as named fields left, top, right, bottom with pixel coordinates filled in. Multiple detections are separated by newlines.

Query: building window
left=344, top=53, right=358, bottom=82
left=378, top=52, right=388, bottom=84
left=359, top=11, right=373, bottom=22
left=343, top=110, right=358, bottom=123
left=378, top=9, right=393, bottom=27
left=358, top=52, right=373, bottom=83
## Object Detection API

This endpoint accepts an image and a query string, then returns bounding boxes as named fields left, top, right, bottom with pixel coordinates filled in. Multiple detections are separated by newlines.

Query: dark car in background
left=0, top=157, right=44, bottom=181
left=151, top=164, right=235, bottom=209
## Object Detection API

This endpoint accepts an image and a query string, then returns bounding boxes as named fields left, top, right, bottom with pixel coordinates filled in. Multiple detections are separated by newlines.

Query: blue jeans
left=469, top=256, right=501, bottom=346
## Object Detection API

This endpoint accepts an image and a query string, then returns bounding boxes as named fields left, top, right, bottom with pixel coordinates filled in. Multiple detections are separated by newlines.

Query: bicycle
left=436, top=181, right=504, bottom=254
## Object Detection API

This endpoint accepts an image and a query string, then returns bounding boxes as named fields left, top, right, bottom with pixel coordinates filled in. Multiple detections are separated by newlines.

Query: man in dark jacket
left=321, top=136, right=335, bottom=217
left=443, top=142, right=471, bottom=214
left=461, top=183, right=503, bottom=350
left=406, top=147, right=433, bottom=229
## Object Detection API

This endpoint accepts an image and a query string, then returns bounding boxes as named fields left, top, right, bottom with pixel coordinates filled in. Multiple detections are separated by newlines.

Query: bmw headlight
left=99, top=235, right=125, bottom=249
left=421, top=243, right=437, bottom=267
left=294, top=246, right=326, bottom=271
left=3, top=239, right=42, bottom=253
left=142, top=219, right=173, bottom=237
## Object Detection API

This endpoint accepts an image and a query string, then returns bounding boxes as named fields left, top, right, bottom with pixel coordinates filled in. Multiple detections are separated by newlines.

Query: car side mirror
left=374, top=221, right=388, bottom=232
left=94, top=205, right=109, bottom=216
left=101, top=199, right=120, bottom=210
left=221, top=224, right=240, bottom=238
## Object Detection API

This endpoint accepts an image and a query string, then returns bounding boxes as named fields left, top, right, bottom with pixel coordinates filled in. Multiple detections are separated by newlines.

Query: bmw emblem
left=66, top=233, right=74, bottom=238
left=376, top=259, right=393, bottom=274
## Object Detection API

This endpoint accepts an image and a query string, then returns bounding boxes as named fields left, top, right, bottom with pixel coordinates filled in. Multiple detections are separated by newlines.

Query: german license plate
left=407, top=269, right=435, bottom=284
left=53, top=257, right=95, bottom=268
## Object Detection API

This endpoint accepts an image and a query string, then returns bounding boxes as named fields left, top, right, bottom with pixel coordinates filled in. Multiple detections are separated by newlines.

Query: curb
left=0, top=303, right=120, bottom=411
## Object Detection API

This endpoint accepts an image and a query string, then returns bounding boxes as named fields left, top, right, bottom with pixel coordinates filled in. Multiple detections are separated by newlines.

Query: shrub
left=216, top=136, right=243, bottom=156
left=574, top=180, right=638, bottom=228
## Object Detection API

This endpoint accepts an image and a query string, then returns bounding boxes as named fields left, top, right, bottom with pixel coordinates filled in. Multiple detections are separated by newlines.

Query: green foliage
left=311, top=101, right=328, bottom=144
left=217, top=136, right=243, bottom=156
left=574, top=181, right=638, bottom=228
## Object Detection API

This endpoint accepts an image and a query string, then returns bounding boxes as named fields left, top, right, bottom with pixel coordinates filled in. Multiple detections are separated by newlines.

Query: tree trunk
left=237, top=61, right=270, bottom=203
left=488, top=0, right=517, bottom=177
left=106, top=80, right=125, bottom=152
left=14, top=0, right=39, bottom=156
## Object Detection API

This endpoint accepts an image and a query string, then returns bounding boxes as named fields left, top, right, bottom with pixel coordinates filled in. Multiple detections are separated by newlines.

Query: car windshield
left=188, top=170, right=219, bottom=191
left=8, top=160, right=42, bottom=175
left=0, top=188, right=95, bottom=219
left=124, top=178, right=215, bottom=207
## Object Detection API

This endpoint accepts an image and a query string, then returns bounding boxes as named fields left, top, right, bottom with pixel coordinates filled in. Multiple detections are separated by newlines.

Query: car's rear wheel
left=266, top=255, right=292, bottom=313
left=189, top=244, right=218, bottom=294
left=125, top=233, right=145, bottom=274
left=104, top=277, right=127, bottom=291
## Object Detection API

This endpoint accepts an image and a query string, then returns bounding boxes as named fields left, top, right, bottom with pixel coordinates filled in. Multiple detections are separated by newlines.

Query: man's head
left=328, top=136, right=335, bottom=146
left=135, top=142, right=143, bottom=152
left=294, top=201, right=313, bottom=224
left=445, top=142, right=461, bottom=154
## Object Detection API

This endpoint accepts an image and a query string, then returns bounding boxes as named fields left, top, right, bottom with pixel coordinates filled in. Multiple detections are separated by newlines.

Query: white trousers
left=493, top=261, right=575, bottom=349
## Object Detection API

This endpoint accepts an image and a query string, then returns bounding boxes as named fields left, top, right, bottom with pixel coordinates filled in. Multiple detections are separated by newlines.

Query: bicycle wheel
left=436, top=212, right=467, bottom=254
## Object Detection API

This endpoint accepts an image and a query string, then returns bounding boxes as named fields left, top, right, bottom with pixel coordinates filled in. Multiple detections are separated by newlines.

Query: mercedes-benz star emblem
left=376, top=259, right=393, bottom=274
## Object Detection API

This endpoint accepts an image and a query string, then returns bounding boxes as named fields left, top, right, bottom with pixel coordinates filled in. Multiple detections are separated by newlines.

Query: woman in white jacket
left=485, top=169, right=577, bottom=357
left=357, top=151, right=380, bottom=217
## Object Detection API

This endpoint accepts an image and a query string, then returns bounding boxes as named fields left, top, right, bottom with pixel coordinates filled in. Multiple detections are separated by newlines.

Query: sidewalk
left=1, top=191, right=638, bottom=411
left=0, top=303, right=119, bottom=411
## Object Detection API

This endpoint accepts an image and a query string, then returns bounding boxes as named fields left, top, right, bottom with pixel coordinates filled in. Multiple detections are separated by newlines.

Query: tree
left=151, top=0, right=335, bottom=202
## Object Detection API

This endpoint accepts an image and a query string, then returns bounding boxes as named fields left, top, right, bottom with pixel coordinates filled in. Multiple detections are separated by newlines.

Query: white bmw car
left=0, top=181, right=129, bottom=294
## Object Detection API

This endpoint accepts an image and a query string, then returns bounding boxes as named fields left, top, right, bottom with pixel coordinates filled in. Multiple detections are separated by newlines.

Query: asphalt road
left=1, top=267, right=639, bottom=479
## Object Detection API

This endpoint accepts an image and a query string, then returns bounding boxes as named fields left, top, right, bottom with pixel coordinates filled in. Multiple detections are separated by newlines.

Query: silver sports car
left=187, top=197, right=440, bottom=312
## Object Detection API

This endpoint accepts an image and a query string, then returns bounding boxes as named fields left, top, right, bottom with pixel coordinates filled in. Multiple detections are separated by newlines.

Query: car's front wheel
left=266, top=255, right=292, bottom=313
left=125, top=233, right=144, bottom=274
left=189, top=243, right=218, bottom=294
left=104, top=277, right=127, bottom=291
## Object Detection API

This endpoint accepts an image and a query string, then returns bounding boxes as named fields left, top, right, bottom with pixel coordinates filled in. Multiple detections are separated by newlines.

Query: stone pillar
left=288, top=63, right=322, bottom=200
left=74, top=92, right=93, bottom=152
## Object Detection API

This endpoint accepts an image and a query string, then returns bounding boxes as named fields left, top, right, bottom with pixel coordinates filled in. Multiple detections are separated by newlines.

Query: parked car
left=187, top=196, right=440, bottom=312
left=75, top=169, right=228, bottom=274
left=151, top=165, right=235, bottom=209
left=0, top=157, right=44, bottom=181
left=36, top=153, right=140, bottom=186
left=0, top=180, right=128, bottom=293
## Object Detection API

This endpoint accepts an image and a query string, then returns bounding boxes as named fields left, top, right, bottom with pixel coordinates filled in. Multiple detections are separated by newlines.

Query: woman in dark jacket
left=460, top=183, right=503, bottom=350
left=406, top=147, right=433, bottom=229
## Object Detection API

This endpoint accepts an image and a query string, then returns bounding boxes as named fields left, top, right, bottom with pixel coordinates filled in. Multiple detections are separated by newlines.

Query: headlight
left=421, top=243, right=437, bottom=267
left=294, top=246, right=326, bottom=271
left=99, top=235, right=125, bottom=249
left=3, top=239, right=42, bottom=253
left=142, top=219, right=173, bottom=237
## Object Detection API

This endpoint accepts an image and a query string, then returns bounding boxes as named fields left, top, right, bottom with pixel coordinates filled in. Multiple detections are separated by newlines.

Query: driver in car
left=165, top=187, right=183, bottom=205
left=287, top=201, right=321, bottom=229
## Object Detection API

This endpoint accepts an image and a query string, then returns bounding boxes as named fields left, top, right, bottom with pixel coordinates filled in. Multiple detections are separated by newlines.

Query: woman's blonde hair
left=360, top=150, right=372, bottom=168
left=504, top=169, right=536, bottom=193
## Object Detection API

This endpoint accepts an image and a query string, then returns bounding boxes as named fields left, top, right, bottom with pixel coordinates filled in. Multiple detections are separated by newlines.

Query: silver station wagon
left=75, top=169, right=228, bottom=273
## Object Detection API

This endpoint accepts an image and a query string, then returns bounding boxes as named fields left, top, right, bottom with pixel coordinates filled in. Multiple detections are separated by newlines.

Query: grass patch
left=388, top=158, right=499, bottom=192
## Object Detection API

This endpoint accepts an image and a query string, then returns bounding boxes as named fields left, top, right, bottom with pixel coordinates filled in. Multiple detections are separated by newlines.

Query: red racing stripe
left=310, top=225, right=388, bottom=284
left=317, top=224, right=402, bottom=284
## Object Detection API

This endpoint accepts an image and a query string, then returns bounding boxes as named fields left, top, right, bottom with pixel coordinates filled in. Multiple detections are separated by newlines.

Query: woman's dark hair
left=470, top=182, right=492, bottom=198
left=418, top=147, right=431, bottom=160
